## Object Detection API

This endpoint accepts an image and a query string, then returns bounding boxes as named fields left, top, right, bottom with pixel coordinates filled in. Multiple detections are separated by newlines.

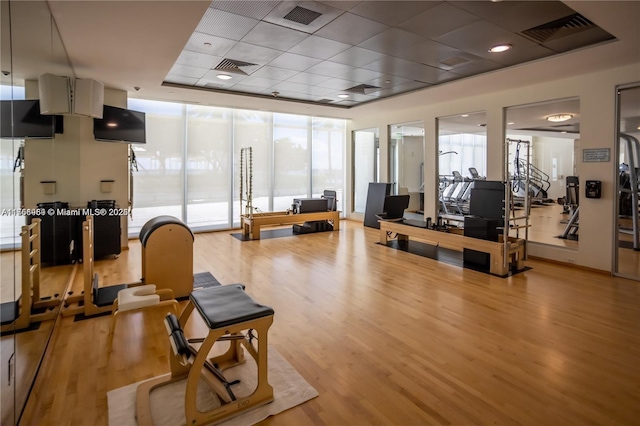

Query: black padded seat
left=190, top=285, right=274, bottom=330
left=139, top=215, right=194, bottom=247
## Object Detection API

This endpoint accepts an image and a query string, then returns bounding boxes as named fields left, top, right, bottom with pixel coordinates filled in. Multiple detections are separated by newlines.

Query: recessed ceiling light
left=384, top=80, right=391, bottom=84
left=507, top=122, right=515, bottom=125
left=637, top=125, right=640, bottom=130
left=338, top=94, right=349, bottom=98
left=107, top=122, right=118, bottom=128
left=546, top=114, right=573, bottom=122
left=461, top=114, right=469, bottom=117
left=561, top=131, right=567, bottom=134
left=489, top=44, right=512, bottom=53
left=216, top=74, right=232, bottom=80
left=204, top=42, right=212, bottom=47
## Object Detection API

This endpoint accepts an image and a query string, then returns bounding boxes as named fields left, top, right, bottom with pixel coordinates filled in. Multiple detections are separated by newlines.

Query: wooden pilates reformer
left=0, top=219, right=61, bottom=333
left=136, top=285, right=275, bottom=425
left=240, top=210, right=341, bottom=240
left=379, top=220, right=526, bottom=276
left=239, top=146, right=339, bottom=239
left=63, top=215, right=193, bottom=317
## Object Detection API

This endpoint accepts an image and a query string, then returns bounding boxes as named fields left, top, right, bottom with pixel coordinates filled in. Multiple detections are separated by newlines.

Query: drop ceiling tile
left=388, top=80, right=430, bottom=95
left=365, top=74, right=412, bottom=88
left=271, top=80, right=314, bottom=93
left=315, top=12, right=388, bottom=45
left=490, top=44, right=555, bottom=67
left=164, top=75, right=199, bottom=86
left=543, top=27, right=615, bottom=53
left=237, top=75, right=280, bottom=89
left=201, top=70, right=249, bottom=85
left=286, top=72, right=332, bottom=85
left=268, top=52, right=322, bottom=71
left=363, top=57, right=445, bottom=83
left=318, top=1, right=360, bottom=12
left=304, top=85, right=335, bottom=96
left=195, top=8, right=259, bottom=41
left=358, top=28, right=426, bottom=55
left=184, top=33, right=237, bottom=57
left=288, top=35, right=351, bottom=60
left=438, top=58, right=502, bottom=76
left=434, top=21, right=538, bottom=61
left=316, top=77, right=359, bottom=91
left=196, top=76, right=242, bottom=90
left=305, top=61, right=357, bottom=77
left=394, top=40, right=461, bottom=68
left=263, top=1, right=345, bottom=34
left=175, top=50, right=221, bottom=70
left=399, top=3, right=479, bottom=40
left=212, top=1, right=279, bottom=20
left=232, top=85, right=274, bottom=96
left=327, top=46, right=386, bottom=68
left=241, top=22, right=309, bottom=51
left=251, top=65, right=300, bottom=81
left=452, top=1, right=575, bottom=33
left=224, top=42, right=282, bottom=65
left=168, top=64, right=209, bottom=79
left=337, top=67, right=384, bottom=83
left=349, top=1, right=441, bottom=26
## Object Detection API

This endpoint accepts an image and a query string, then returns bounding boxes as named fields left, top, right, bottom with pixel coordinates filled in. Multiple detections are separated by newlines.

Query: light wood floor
left=19, top=220, right=640, bottom=425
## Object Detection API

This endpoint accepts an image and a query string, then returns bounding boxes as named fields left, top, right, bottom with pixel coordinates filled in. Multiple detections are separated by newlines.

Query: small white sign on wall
left=583, top=148, right=610, bottom=163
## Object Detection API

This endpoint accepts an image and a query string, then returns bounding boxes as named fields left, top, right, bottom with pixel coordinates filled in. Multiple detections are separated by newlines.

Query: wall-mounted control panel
left=585, top=180, right=602, bottom=199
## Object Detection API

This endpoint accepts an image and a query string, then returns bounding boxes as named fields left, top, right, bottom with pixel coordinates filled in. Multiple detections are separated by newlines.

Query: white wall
left=531, top=136, right=576, bottom=201
left=346, top=62, right=640, bottom=272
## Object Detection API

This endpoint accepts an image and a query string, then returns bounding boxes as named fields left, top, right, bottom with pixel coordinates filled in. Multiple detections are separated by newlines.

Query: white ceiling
left=3, top=1, right=639, bottom=123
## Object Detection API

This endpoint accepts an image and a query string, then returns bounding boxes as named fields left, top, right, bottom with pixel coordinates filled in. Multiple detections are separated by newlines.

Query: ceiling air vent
left=345, top=84, right=381, bottom=95
left=284, top=6, right=322, bottom=25
left=521, top=13, right=596, bottom=43
left=214, top=58, right=258, bottom=76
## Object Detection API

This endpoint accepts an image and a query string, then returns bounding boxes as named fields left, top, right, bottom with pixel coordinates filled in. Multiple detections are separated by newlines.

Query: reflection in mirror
left=437, top=112, right=487, bottom=221
left=615, top=84, right=640, bottom=279
left=1, top=1, right=17, bottom=422
left=389, top=122, right=424, bottom=214
left=0, top=0, right=75, bottom=423
left=505, top=98, right=580, bottom=248
left=353, top=128, right=379, bottom=214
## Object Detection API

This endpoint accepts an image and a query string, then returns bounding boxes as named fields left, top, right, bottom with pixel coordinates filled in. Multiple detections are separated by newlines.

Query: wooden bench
left=241, top=211, right=340, bottom=240
left=379, top=220, right=525, bottom=276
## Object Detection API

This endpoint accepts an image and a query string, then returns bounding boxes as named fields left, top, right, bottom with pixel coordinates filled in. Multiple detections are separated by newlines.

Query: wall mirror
left=0, top=1, right=75, bottom=423
left=436, top=112, right=487, bottom=221
left=505, top=98, right=580, bottom=248
left=615, top=84, right=640, bottom=279
left=389, top=122, right=424, bottom=213
left=352, top=128, right=379, bottom=214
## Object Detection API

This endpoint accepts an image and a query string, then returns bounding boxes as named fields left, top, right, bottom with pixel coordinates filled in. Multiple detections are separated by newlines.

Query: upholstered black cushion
left=139, top=215, right=194, bottom=247
left=190, top=285, right=274, bottom=330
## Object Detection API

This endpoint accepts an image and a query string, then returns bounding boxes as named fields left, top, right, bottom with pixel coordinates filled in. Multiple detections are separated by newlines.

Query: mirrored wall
left=1, top=1, right=75, bottom=423
left=505, top=98, right=580, bottom=247
left=352, top=128, right=379, bottom=214
left=389, top=122, right=423, bottom=213
left=615, top=83, right=640, bottom=279
left=437, top=112, right=487, bottom=219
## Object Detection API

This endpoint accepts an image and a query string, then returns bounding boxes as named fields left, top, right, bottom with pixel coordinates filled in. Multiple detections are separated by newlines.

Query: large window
left=273, top=114, right=309, bottom=211
left=312, top=118, right=345, bottom=211
left=128, top=99, right=346, bottom=235
left=128, top=99, right=185, bottom=232
left=186, top=105, right=231, bottom=228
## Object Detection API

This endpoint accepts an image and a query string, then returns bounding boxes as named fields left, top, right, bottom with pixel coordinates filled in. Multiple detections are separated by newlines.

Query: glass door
left=352, top=128, right=379, bottom=214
